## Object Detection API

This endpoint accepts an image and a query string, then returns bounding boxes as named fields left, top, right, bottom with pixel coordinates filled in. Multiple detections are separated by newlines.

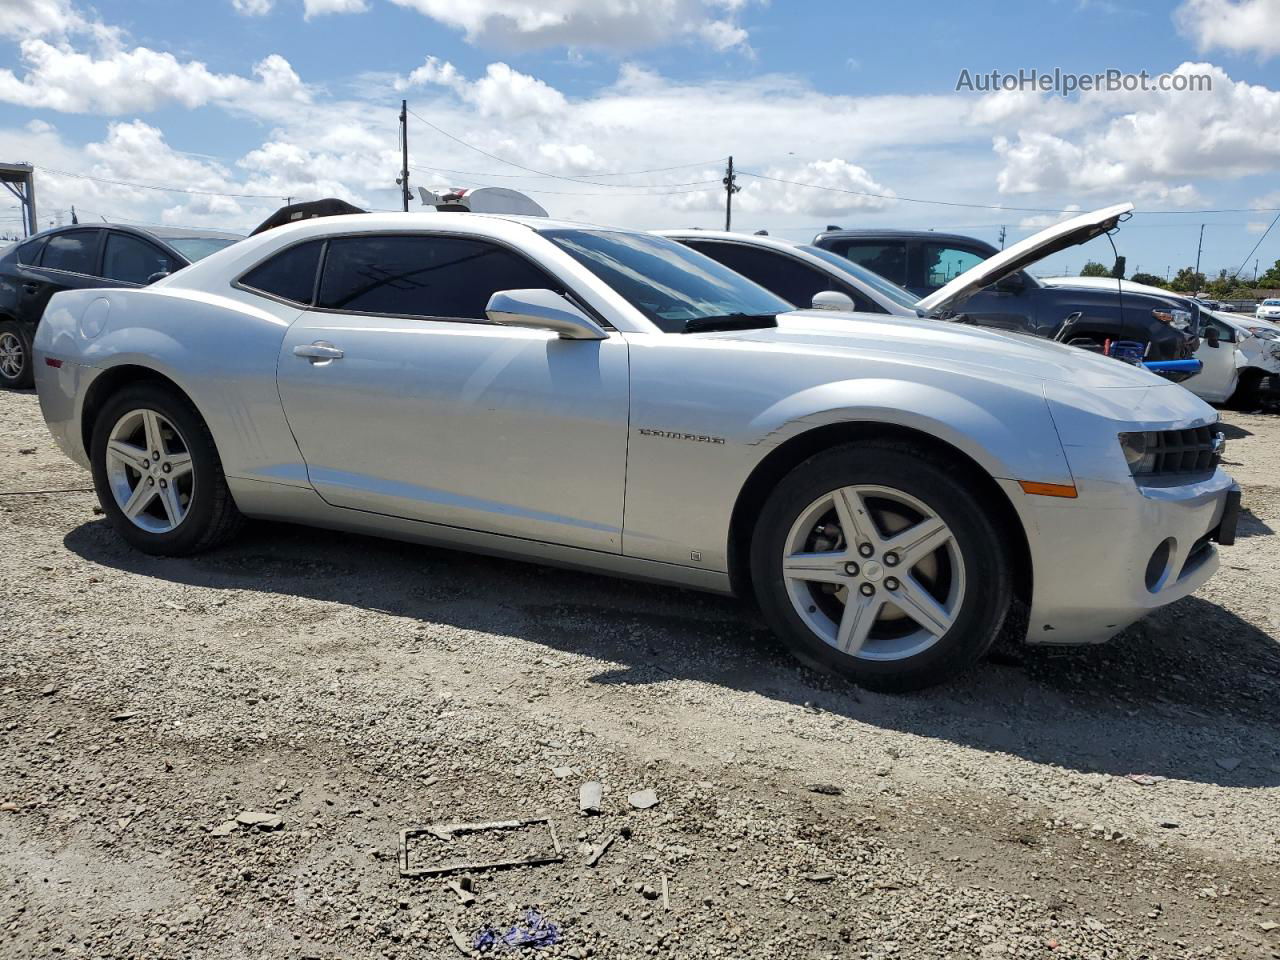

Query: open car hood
left=915, top=202, right=1133, bottom=316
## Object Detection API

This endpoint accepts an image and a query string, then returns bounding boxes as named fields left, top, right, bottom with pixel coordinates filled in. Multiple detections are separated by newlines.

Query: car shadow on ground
left=64, top=517, right=1280, bottom=788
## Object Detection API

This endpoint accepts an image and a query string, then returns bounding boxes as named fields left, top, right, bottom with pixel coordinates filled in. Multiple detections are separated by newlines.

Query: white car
left=1045, top=277, right=1280, bottom=406
left=1257, top=298, right=1280, bottom=321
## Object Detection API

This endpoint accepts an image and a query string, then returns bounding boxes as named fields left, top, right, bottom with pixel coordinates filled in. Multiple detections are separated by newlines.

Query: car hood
left=706, top=309, right=1170, bottom=389
left=916, top=202, right=1134, bottom=315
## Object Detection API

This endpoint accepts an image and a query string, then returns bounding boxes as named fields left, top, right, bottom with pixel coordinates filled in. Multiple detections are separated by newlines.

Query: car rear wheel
left=90, top=382, right=242, bottom=555
left=750, top=442, right=1012, bottom=692
left=0, top=320, right=32, bottom=389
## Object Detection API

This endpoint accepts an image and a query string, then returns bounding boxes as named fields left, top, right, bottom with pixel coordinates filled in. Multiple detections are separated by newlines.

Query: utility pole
left=723, top=156, right=740, bottom=231
left=399, top=99, right=411, bottom=213
left=1255, top=259, right=1260, bottom=283
left=997, top=225, right=1006, bottom=250
left=70, top=204, right=78, bottom=224
left=1193, top=223, right=1204, bottom=287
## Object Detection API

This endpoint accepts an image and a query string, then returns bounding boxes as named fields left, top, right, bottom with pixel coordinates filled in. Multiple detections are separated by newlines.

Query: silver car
left=32, top=210, right=1240, bottom=690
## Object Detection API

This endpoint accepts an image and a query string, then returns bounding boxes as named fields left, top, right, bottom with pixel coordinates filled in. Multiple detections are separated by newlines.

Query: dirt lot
left=2, top=387, right=1279, bottom=960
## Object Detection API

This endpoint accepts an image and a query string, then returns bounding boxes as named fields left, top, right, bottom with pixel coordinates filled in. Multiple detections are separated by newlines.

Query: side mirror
left=146, top=271, right=170, bottom=285
left=485, top=289, right=608, bottom=340
left=811, top=290, right=855, bottom=312
left=1205, top=327, right=1220, bottom=348
left=993, top=273, right=1024, bottom=293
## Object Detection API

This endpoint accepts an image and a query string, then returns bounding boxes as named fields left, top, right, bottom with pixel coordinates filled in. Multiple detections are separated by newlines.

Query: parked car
left=33, top=211, right=1238, bottom=691
left=811, top=221, right=1201, bottom=361
left=1257, top=298, right=1280, bottom=321
left=1046, top=276, right=1280, bottom=406
left=0, top=223, right=242, bottom=388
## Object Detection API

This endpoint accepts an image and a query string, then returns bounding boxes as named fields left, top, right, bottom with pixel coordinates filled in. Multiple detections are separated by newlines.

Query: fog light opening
left=1145, top=537, right=1177, bottom=593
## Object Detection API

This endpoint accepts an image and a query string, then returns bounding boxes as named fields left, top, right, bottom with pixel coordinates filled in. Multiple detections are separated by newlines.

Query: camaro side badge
left=638, top=428, right=726, bottom=445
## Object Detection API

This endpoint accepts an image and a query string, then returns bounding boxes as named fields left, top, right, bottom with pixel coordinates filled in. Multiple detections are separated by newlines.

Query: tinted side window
left=102, top=232, right=174, bottom=284
left=317, top=235, right=555, bottom=320
left=921, top=243, right=985, bottom=290
left=685, top=241, right=873, bottom=311
left=15, top=237, right=46, bottom=265
left=41, top=231, right=100, bottom=274
left=826, top=240, right=908, bottom=287
left=240, top=240, right=325, bottom=305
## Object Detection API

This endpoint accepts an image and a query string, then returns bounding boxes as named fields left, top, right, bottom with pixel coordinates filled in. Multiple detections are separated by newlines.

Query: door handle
left=22, top=282, right=39, bottom=294
left=293, top=341, right=344, bottom=362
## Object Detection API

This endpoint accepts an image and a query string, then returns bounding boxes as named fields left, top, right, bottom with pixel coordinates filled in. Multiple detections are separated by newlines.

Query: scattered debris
left=446, top=877, right=477, bottom=906
left=235, top=811, right=284, bottom=831
left=585, top=832, right=617, bottom=867
left=39, top=684, right=57, bottom=697
left=18, top=447, right=35, bottom=455
left=661, top=873, right=670, bottom=911
left=802, top=872, right=837, bottom=883
left=628, top=788, right=658, bottom=810
left=109, top=711, right=141, bottom=722
left=1216, top=757, right=1242, bottom=772
left=398, top=817, right=563, bottom=877
left=473, top=909, right=560, bottom=952
left=443, top=920, right=471, bottom=955
left=805, top=783, right=842, bottom=796
left=1157, top=819, right=1181, bottom=829
left=1125, top=774, right=1167, bottom=786
left=579, top=782, right=602, bottom=815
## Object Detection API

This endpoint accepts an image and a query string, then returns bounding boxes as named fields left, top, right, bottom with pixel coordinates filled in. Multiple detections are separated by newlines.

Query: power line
left=405, top=159, right=724, bottom=181
left=33, top=165, right=289, bottom=201
left=1231, top=209, right=1280, bottom=280
left=409, top=163, right=720, bottom=190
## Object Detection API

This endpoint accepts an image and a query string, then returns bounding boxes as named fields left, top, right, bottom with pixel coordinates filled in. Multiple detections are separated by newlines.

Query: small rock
left=1157, top=819, right=1180, bottom=829
left=235, top=811, right=283, bottom=830
left=1260, top=921, right=1279, bottom=932
left=1, top=802, right=19, bottom=813
left=109, top=711, right=140, bottom=722
left=641, top=884, right=659, bottom=900
left=874, top=765, right=891, bottom=777
left=553, top=766, right=573, bottom=779
left=628, top=789, right=658, bottom=810
left=1125, top=773, right=1166, bottom=786
left=579, top=782, right=603, bottom=815
left=1215, top=757, right=1241, bottom=772
left=210, top=820, right=237, bottom=837
left=40, top=684, right=58, bottom=697
left=805, top=783, right=842, bottom=796
left=18, top=447, right=35, bottom=455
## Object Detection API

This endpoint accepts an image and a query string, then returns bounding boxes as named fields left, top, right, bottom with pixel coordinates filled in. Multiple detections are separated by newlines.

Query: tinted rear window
left=15, top=237, right=46, bottom=265
left=316, top=235, right=554, bottom=320
left=41, top=231, right=99, bottom=274
left=240, top=240, right=325, bottom=305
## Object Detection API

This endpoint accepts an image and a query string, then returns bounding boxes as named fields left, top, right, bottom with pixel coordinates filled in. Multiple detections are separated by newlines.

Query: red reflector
left=44, top=357, right=63, bottom=368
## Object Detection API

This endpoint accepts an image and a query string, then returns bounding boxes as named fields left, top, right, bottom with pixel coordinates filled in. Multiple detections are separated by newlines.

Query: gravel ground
left=2, top=386, right=1279, bottom=960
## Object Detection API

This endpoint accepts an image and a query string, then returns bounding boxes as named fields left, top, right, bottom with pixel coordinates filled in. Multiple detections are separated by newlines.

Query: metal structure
left=0, top=162, right=37, bottom=237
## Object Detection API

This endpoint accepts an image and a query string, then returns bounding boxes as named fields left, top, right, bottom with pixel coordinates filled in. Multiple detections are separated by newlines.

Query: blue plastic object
left=1143, top=359, right=1203, bottom=375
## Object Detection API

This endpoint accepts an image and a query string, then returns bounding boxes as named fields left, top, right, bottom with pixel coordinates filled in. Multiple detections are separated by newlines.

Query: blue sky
left=1, top=0, right=1278, bottom=279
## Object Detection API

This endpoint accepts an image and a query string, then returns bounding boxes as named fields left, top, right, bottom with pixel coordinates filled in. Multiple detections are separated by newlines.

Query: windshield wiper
left=683, top=313, right=778, bottom=333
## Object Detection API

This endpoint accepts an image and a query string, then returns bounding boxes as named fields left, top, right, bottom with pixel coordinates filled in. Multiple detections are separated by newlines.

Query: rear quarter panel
left=35, top=285, right=309, bottom=486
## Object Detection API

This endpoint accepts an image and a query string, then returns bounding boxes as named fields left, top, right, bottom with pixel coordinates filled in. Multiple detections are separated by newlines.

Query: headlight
left=1245, top=326, right=1280, bottom=341
left=1152, top=308, right=1192, bottom=331
left=1118, top=431, right=1158, bottom=475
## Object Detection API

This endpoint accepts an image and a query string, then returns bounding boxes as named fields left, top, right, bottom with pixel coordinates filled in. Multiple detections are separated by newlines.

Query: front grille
left=1148, top=426, right=1219, bottom=476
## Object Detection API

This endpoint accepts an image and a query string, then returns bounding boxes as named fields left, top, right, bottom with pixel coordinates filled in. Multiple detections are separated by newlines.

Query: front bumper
left=999, top=468, right=1238, bottom=646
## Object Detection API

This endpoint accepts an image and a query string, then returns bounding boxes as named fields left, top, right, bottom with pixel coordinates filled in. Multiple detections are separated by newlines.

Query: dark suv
left=811, top=228, right=1201, bottom=361
left=0, top=223, right=241, bottom=387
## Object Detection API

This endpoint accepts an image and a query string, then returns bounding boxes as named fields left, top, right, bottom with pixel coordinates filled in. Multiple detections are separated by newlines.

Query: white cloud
left=989, top=63, right=1279, bottom=202
left=398, top=58, right=566, bottom=117
left=1174, top=0, right=1280, bottom=59
left=304, top=0, right=370, bottom=16
left=231, top=0, right=273, bottom=14
left=673, top=158, right=895, bottom=217
left=0, top=0, right=86, bottom=39
left=386, top=0, right=756, bottom=51
left=1018, top=204, right=1082, bottom=229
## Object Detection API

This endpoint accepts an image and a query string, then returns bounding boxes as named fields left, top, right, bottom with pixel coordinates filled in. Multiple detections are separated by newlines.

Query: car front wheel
left=0, top=320, right=33, bottom=388
left=90, top=382, right=242, bottom=555
left=750, top=442, right=1012, bottom=692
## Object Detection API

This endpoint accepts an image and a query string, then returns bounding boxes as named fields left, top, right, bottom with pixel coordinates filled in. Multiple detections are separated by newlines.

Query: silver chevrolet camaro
left=32, top=206, right=1240, bottom=690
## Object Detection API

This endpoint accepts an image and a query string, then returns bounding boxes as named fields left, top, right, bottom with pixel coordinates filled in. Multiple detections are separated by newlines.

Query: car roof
left=19, top=222, right=243, bottom=243
left=813, top=228, right=994, bottom=246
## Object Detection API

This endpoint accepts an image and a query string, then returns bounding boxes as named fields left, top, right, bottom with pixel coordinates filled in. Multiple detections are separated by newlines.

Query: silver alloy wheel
left=104, top=408, right=195, bottom=534
left=0, top=331, right=23, bottom=380
left=782, top=484, right=966, bottom=661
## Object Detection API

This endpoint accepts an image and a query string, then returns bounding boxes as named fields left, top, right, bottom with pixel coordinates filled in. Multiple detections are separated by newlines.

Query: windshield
left=798, top=244, right=922, bottom=311
left=1264, top=299, right=1280, bottom=306
left=165, top=236, right=240, bottom=262
left=544, top=229, right=792, bottom=333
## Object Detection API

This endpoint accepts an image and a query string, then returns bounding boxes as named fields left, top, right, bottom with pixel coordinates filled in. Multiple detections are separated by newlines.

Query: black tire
left=1228, top=370, right=1263, bottom=410
left=0, top=319, right=33, bottom=389
left=90, top=381, right=243, bottom=555
left=749, top=441, right=1012, bottom=692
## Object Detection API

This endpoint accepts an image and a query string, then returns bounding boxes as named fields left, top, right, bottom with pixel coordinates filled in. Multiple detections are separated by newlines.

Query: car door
left=19, top=229, right=105, bottom=321
left=680, top=240, right=882, bottom=312
left=1184, top=318, right=1239, bottom=402
left=274, top=232, right=630, bottom=553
